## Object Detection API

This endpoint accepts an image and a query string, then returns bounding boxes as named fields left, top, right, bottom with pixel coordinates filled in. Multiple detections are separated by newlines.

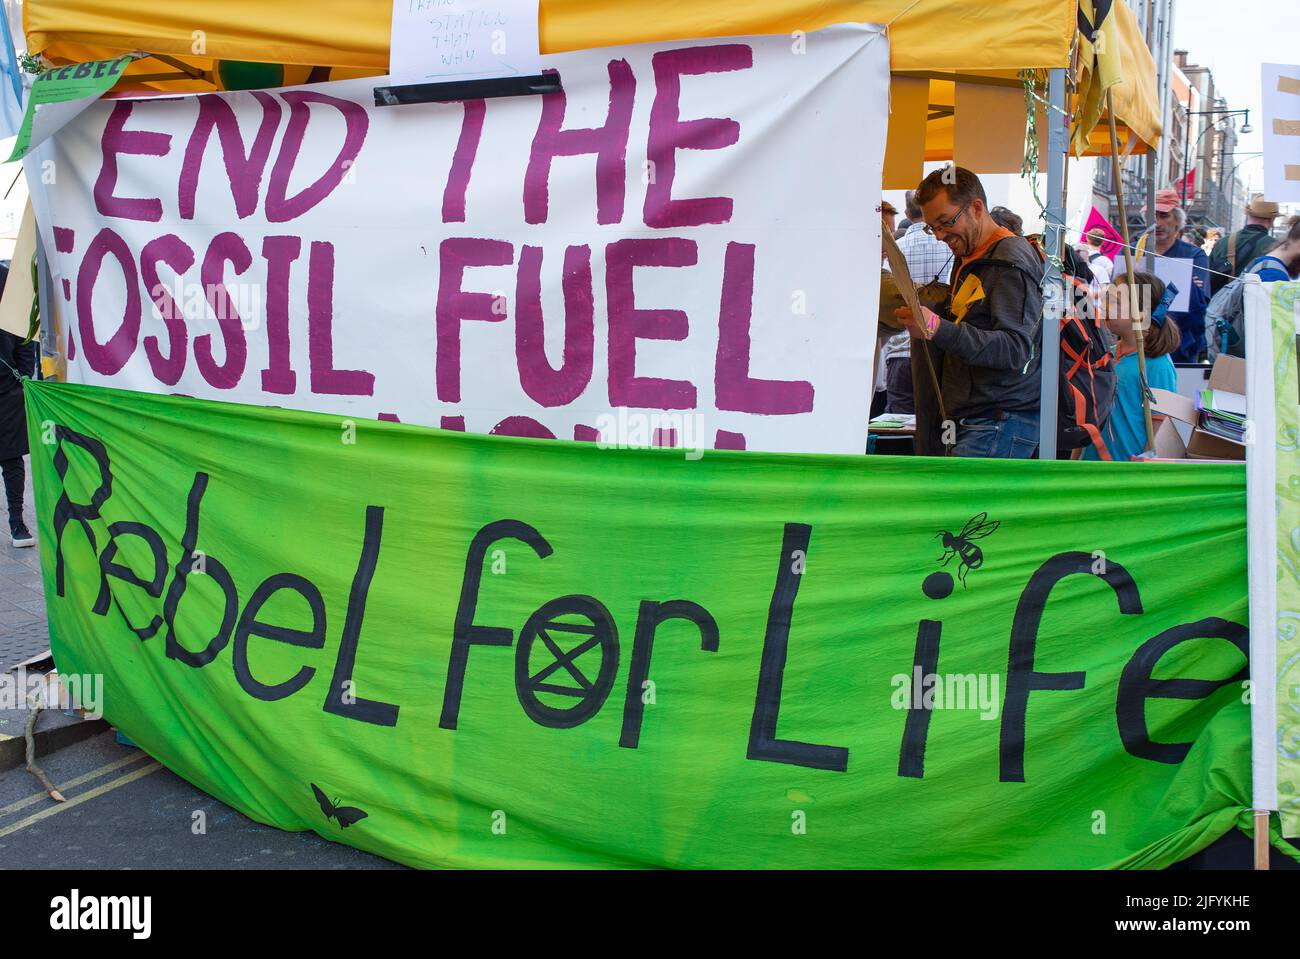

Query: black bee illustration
left=311, top=783, right=369, bottom=829
left=935, top=512, right=999, bottom=586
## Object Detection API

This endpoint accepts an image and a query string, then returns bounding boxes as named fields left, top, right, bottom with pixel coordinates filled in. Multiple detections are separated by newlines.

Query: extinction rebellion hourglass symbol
left=515, top=596, right=620, bottom=728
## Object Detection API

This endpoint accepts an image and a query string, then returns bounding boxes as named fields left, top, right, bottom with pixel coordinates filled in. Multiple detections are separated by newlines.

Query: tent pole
left=1037, top=67, right=1067, bottom=459
left=1145, top=158, right=1157, bottom=273
left=1107, top=90, right=1155, bottom=452
left=1145, top=0, right=1157, bottom=273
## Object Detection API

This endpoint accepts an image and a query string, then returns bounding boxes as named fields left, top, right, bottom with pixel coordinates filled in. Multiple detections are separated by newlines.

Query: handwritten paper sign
left=389, top=0, right=542, bottom=84
left=26, top=26, right=888, bottom=454
left=1153, top=256, right=1193, bottom=312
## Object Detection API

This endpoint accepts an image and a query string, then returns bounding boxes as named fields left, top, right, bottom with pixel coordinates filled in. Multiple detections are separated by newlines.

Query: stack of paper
left=1198, top=388, right=1247, bottom=444
left=869, top=413, right=917, bottom=430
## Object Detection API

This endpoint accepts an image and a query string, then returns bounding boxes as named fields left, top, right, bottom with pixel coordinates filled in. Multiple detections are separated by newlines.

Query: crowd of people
left=880, top=166, right=1300, bottom=460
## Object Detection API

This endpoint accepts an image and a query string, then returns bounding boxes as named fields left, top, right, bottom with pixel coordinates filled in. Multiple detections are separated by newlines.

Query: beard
left=943, top=234, right=970, bottom=257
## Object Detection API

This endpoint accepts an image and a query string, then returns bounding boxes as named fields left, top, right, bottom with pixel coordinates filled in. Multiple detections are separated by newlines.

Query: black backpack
left=1209, top=229, right=1276, bottom=295
left=1025, top=236, right=1118, bottom=455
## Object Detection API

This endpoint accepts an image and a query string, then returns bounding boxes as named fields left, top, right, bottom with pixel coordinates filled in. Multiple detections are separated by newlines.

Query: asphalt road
left=0, top=731, right=402, bottom=869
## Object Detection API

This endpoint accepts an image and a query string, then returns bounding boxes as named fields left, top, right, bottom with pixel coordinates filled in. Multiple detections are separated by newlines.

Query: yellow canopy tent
left=22, top=0, right=1160, bottom=176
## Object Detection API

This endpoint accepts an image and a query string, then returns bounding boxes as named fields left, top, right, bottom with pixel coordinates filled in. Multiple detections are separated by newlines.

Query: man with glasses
left=893, top=166, right=1044, bottom=458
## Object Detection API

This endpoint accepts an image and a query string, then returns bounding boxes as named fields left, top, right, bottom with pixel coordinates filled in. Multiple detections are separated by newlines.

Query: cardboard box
left=1145, top=354, right=1247, bottom=462
left=1207, top=353, right=1245, bottom=394
left=1190, top=355, right=1246, bottom=460
left=1149, top=388, right=1192, bottom=459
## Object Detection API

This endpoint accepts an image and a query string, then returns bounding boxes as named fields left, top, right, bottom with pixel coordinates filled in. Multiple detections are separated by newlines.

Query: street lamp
left=1228, top=152, right=1263, bottom=178
left=1181, top=106, right=1250, bottom=206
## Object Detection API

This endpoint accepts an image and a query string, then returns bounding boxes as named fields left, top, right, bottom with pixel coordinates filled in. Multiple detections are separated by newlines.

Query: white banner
left=29, top=24, right=886, bottom=454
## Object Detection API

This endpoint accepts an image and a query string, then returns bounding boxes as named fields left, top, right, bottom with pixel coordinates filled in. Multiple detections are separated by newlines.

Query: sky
left=1170, top=0, right=1292, bottom=200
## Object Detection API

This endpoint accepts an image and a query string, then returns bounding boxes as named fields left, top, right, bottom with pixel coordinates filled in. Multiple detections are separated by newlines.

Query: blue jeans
left=952, top=411, right=1039, bottom=459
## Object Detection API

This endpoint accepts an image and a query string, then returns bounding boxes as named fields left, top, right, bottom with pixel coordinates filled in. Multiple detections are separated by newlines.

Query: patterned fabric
left=897, top=220, right=954, bottom=285
left=1269, top=282, right=1300, bottom=837
left=879, top=330, right=911, bottom=364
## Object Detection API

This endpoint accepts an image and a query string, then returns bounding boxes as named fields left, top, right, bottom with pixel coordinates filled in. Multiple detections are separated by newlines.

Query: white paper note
left=1152, top=256, right=1193, bottom=313
left=1210, top=389, right=1247, bottom=417
left=389, top=0, right=542, bottom=84
left=1262, top=63, right=1300, bottom=203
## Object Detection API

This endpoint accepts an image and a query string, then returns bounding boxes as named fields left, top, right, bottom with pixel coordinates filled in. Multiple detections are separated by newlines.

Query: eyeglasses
left=923, top=200, right=972, bottom=236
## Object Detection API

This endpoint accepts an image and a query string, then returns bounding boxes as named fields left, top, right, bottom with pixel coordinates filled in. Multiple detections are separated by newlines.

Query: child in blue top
left=1084, top=271, right=1181, bottom=462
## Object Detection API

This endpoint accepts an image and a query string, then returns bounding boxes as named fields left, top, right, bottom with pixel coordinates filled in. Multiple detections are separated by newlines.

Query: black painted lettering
left=439, top=519, right=553, bottom=730
left=162, top=472, right=239, bottom=668
left=747, top=523, right=849, bottom=772
left=234, top=573, right=328, bottom=701
left=1000, top=552, right=1141, bottom=782
left=52, top=425, right=113, bottom=598
left=619, top=599, right=718, bottom=748
left=323, top=505, right=400, bottom=726
left=95, top=520, right=167, bottom=640
left=898, top=620, right=942, bottom=778
left=1117, top=618, right=1248, bottom=763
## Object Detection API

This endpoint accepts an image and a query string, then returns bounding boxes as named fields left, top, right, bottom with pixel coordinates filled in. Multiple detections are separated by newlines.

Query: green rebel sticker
left=7, top=56, right=132, bottom=162
left=22, top=379, right=1285, bottom=869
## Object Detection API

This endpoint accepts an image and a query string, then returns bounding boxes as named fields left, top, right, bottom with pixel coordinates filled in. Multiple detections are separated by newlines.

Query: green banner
left=23, top=380, right=1282, bottom=868
left=6, top=56, right=130, bottom=162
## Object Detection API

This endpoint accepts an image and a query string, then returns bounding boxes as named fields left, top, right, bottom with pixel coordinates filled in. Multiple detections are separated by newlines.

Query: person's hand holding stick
left=893, top=304, right=941, bottom=340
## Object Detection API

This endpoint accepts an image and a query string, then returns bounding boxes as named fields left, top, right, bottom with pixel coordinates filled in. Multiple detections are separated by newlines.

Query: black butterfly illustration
left=311, top=783, right=369, bottom=828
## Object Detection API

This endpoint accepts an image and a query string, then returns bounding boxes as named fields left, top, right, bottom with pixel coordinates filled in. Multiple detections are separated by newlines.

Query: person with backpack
left=894, top=166, right=1043, bottom=458
left=1208, top=195, right=1280, bottom=295
left=1082, top=272, right=1180, bottom=463
left=1241, top=215, right=1300, bottom=282
left=1205, top=215, right=1300, bottom=357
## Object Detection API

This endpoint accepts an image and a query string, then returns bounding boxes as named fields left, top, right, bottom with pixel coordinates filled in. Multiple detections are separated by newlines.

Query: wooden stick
left=24, top=681, right=66, bottom=803
left=882, top=225, right=949, bottom=451
left=1106, top=89, right=1155, bottom=452
left=1254, top=809, right=1271, bottom=870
